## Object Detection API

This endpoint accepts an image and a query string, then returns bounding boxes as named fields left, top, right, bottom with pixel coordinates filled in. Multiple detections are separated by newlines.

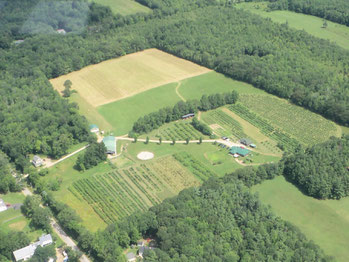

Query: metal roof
left=89, top=124, right=98, bottom=129
left=103, top=136, right=116, bottom=153
left=229, top=146, right=250, bottom=156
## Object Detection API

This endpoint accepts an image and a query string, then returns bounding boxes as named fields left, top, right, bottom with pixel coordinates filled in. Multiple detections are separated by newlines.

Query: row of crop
left=240, top=94, right=337, bottom=145
left=136, top=166, right=162, bottom=191
left=173, top=152, right=217, bottom=182
left=159, top=122, right=201, bottom=140
left=204, top=109, right=246, bottom=139
left=229, top=104, right=300, bottom=151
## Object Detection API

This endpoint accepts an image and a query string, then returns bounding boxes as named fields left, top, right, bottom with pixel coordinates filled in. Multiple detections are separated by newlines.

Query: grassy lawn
left=92, top=0, right=151, bottom=15
left=98, top=82, right=181, bottom=135
left=46, top=153, right=112, bottom=231
left=0, top=193, right=44, bottom=242
left=236, top=2, right=349, bottom=50
left=252, top=176, right=349, bottom=262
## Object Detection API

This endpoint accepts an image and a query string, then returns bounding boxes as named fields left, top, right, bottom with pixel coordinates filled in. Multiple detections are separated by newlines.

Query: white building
left=0, top=199, right=7, bottom=212
left=32, top=155, right=44, bottom=168
left=13, top=234, right=53, bottom=261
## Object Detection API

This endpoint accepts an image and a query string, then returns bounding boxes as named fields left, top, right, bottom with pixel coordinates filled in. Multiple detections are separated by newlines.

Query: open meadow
left=252, top=176, right=349, bottom=262
left=236, top=2, right=349, bottom=51
left=50, top=49, right=210, bottom=107
left=92, top=0, right=151, bottom=15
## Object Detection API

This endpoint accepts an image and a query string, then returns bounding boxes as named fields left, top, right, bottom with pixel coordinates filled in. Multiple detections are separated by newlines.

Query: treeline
left=148, top=6, right=349, bottom=125
left=283, top=136, right=349, bottom=199
left=131, top=91, right=238, bottom=134
left=0, top=150, right=20, bottom=193
left=191, top=117, right=211, bottom=136
left=103, top=174, right=331, bottom=261
left=75, top=142, right=107, bottom=171
left=21, top=196, right=52, bottom=232
left=268, top=0, right=349, bottom=27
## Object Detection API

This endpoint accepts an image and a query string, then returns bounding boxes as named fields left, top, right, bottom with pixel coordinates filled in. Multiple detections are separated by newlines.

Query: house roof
left=39, top=234, right=53, bottom=245
left=89, top=124, right=98, bottom=130
left=13, top=245, right=36, bottom=261
left=182, top=113, right=195, bottom=118
left=33, top=155, right=42, bottom=162
left=103, top=136, right=116, bottom=153
left=229, top=146, right=250, bottom=156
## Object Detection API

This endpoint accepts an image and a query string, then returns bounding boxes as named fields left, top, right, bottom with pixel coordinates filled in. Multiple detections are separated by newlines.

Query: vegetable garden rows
left=202, top=109, right=246, bottom=139
left=69, top=156, right=200, bottom=223
left=240, top=94, right=338, bottom=145
left=154, top=122, right=203, bottom=140
left=229, top=104, right=300, bottom=151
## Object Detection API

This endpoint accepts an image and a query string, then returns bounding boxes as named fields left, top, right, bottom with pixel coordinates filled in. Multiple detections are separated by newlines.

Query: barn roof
left=103, top=136, right=116, bottom=153
left=229, top=146, right=250, bottom=156
left=89, top=124, right=98, bottom=130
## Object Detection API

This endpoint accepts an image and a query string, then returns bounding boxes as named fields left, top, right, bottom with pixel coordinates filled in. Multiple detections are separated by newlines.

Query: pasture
left=252, top=176, right=349, bottom=262
left=50, top=49, right=210, bottom=107
left=236, top=2, right=349, bottom=50
left=92, top=0, right=151, bottom=15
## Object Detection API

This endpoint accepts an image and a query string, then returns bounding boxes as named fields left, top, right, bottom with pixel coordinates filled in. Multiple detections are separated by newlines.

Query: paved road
left=22, top=188, right=91, bottom=262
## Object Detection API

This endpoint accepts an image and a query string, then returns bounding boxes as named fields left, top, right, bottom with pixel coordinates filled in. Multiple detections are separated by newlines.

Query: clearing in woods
left=252, top=176, right=349, bottom=262
left=236, top=2, right=349, bottom=51
left=92, top=0, right=151, bottom=15
left=50, top=49, right=211, bottom=107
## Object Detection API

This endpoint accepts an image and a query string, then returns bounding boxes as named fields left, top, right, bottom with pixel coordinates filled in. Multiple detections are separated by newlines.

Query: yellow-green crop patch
left=70, top=155, right=201, bottom=224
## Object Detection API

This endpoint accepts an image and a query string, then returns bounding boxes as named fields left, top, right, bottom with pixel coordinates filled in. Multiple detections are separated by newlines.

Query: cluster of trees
left=191, top=117, right=211, bottom=136
left=283, top=136, right=349, bottom=199
left=75, top=142, right=107, bottom=171
left=29, top=245, right=56, bottom=262
left=0, top=150, right=20, bottom=193
left=21, top=196, right=52, bottom=232
left=0, top=230, right=30, bottom=261
left=268, top=0, right=349, bottom=26
left=132, top=91, right=238, bottom=134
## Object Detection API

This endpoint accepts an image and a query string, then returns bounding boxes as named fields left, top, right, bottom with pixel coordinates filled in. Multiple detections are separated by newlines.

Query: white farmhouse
left=13, top=234, right=53, bottom=261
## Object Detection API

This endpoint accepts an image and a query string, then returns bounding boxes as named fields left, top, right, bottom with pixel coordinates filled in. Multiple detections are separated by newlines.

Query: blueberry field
left=69, top=156, right=200, bottom=223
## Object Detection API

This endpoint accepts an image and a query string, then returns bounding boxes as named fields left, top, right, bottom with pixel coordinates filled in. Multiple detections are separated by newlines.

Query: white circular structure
left=137, top=151, right=154, bottom=160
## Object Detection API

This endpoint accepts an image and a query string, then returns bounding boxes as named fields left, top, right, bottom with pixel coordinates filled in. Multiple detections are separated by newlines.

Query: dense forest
left=283, top=136, right=349, bottom=199
left=268, top=0, right=349, bottom=26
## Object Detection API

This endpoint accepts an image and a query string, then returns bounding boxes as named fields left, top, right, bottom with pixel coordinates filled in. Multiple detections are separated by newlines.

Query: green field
left=252, top=176, right=349, bottom=262
left=236, top=2, right=349, bottom=50
left=98, top=82, right=181, bottom=135
left=92, top=0, right=151, bottom=15
left=0, top=193, right=44, bottom=242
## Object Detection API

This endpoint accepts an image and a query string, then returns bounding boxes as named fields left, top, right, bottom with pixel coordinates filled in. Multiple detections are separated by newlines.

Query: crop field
left=202, top=109, right=246, bottom=140
left=252, top=176, right=349, bottom=262
left=144, top=121, right=205, bottom=141
left=98, top=82, right=182, bottom=135
left=50, top=49, right=211, bottom=107
left=236, top=2, right=349, bottom=50
left=240, top=94, right=339, bottom=145
left=229, top=103, right=300, bottom=151
left=92, top=0, right=151, bottom=15
left=70, top=156, right=200, bottom=223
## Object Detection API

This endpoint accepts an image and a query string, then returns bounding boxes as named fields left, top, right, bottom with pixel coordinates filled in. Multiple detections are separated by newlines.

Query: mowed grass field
left=92, top=0, right=151, bottom=15
left=252, top=176, right=349, bottom=262
left=50, top=49, right=211, bottom=107
left=236, top=2, right=349, bottom=50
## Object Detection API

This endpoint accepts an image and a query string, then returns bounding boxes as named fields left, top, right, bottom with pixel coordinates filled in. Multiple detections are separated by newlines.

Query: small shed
left=32, top=155, right=43, bottom=168
left=0, top=199, right=7, bottom=212
left=103, top=136, right=116, bottom=155
left=182, top=113, right=195, bottom=119
left=89, top=124, right=99, bottom=134
left=126, top=252, right=136, bottom=262
left=250, top=143, right=256, bottom=148
left=229, top=146, right=250, bottom=157
left=240, top=138, right=253, bottom=146
left=14, top=40, right=25, bottom=45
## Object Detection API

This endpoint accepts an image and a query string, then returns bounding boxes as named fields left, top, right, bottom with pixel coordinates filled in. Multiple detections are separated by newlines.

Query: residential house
left=32, top=155, right=43, bottom=168
left=13, top=234, right=53, bottom=261
left=229, top=146, right=250, bottom=157
left=89, top=124, right=99, bottom=134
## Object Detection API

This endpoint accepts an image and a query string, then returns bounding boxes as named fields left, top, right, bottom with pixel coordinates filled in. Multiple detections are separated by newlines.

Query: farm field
left=92, top=0, right=151, bottom=15
left=50, top=49, right=210, bottom=107
left=98, top=82, right=181, bottom=135
left=252, top=176, right=349, bottom=262
left=140, top=119, right=209, bottom=141
left=70, top=155, right=201, bottom=224
left=236, top=2, right=349, bottom=50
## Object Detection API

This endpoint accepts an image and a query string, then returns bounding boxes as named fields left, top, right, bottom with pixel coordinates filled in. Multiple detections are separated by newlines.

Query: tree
left=199, top=137, right=202, bottom=144
left=62, top=80, right=73, bottom=98
left=159, top=137, right=162, bottom=144
left=186, top=138, right=189, bottom=144
left=134, top=136, right=138, bottom=143
left=75, top=142, right=107, bottom=171
left=145, top=136, right=149, bottom=144
left=29, top=245, right=56, bottom=262
left=172, top=138, right=176, bottom=145
left=31, top=207, right=51, bottom=232
left=322, top=20, right=328, bottom=28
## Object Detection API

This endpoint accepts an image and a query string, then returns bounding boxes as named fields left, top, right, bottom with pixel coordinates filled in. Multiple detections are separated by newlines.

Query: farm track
left=175, top=81, right=186, bottom=101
